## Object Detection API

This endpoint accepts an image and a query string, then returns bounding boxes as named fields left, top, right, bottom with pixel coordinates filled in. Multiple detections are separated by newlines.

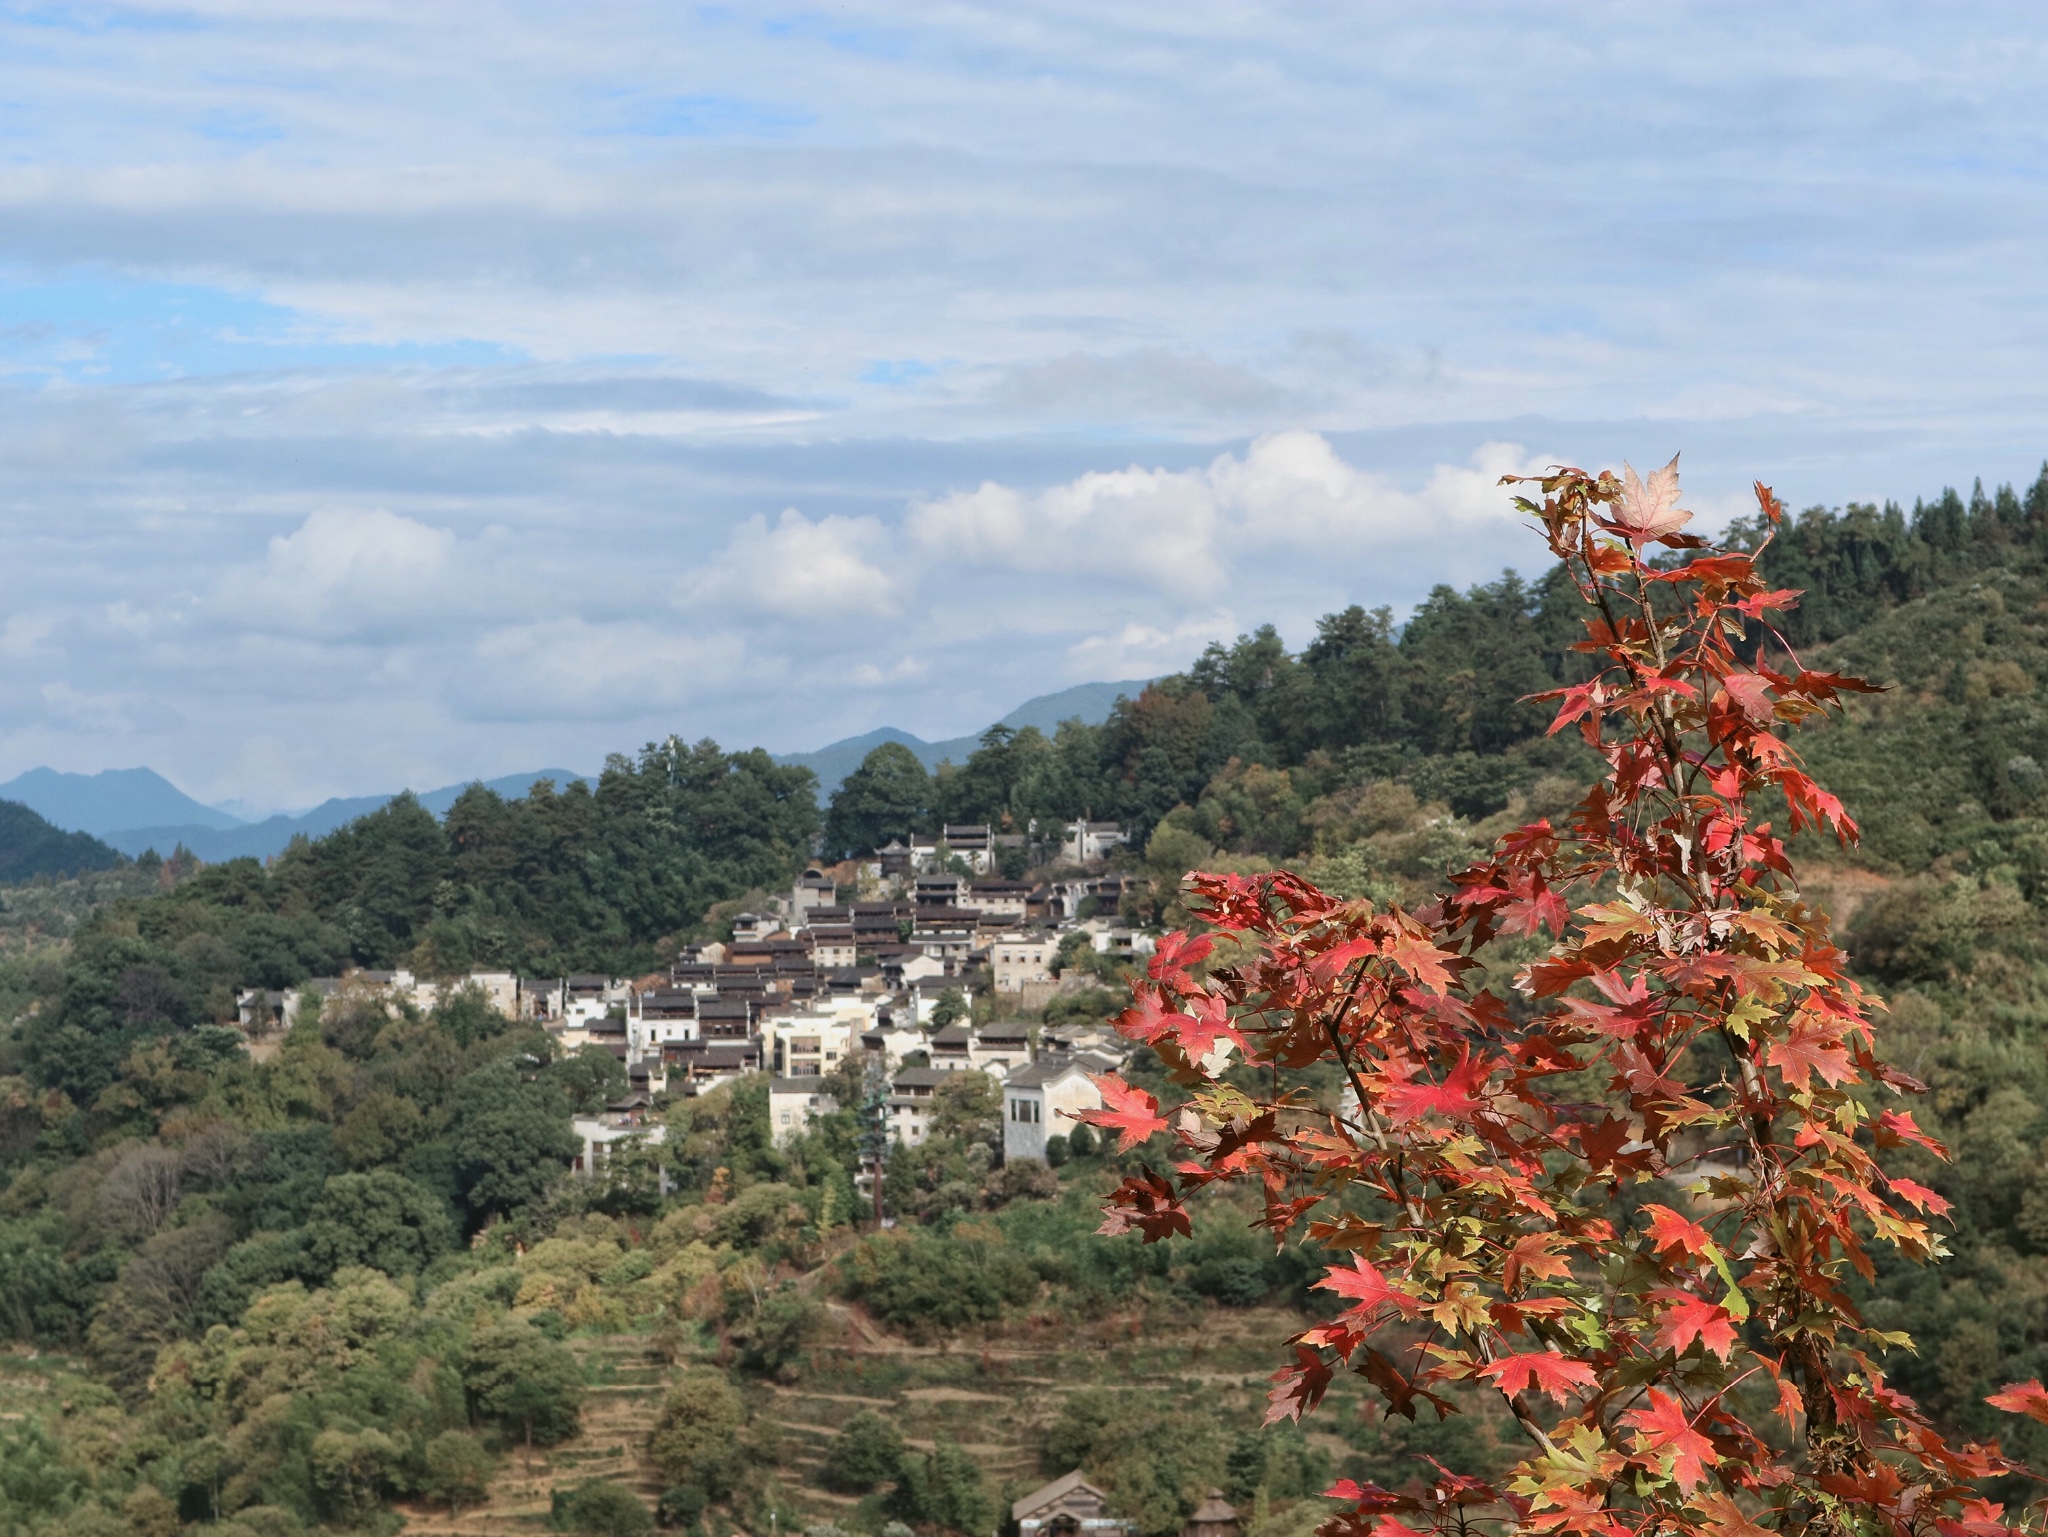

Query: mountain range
left=0, top=677, right=1150, bottom=863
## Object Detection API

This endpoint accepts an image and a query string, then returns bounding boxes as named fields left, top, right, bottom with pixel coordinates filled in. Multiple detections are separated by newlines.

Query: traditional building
left=1013, top=1472, right=1133, bottom=1537
left=1182, top=1493, right=1241, bottom=1537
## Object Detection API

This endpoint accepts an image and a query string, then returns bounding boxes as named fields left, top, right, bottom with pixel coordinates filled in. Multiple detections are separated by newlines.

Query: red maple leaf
left=1937, top=1499, right=2025, bottom=1537
left=1149, top=929, right=1214, bottom=980
left=1095, top=1168, right=1191, bottom=1242
left=1073, top=1074, right=1167, bottom=1150
left=1887, top=1175, right=1952, bottom=1217
left=1722, top=671, right=1776, bottom=725
left=1501, top=1232, right=1574, bottom=1293
left=1162, top=990, right=1248, bottom=1061
left=1314, top=1256, right=1420, bottom=1324
left=1623, top=1389, right=1716, bottom=1491
left=1733, top=588, right=1802, bottom=620
left=1987, top=1380, right=2048, bottom=1424
left=1767, top=1026, right=1855, bottom=1089
left=1382, top=932, right=1457, bottom=995
left=1476, top=1350, right=1597, bottom=1404
left=1266, top=1345, right=1334, bottom=1425
left=1498, top=883, right=1570, bottom=939
left=1378, top=1048, right=1492, bottom=1124
left=1641, top=1203, right=1715, bottom=1259
left=1650, top=1291, right=1739, bottom=1361
left=1874, top=1108, right=1949, bottom=1156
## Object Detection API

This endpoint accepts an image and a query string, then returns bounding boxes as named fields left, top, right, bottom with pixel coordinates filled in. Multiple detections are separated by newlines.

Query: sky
left=4, top=2, right=2048, bottom=813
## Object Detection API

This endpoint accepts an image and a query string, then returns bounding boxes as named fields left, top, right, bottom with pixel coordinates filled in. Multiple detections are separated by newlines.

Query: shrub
left=833, top=1229, right=1037, bottom=1337
left=554, top=1482, right=653, bottom=1537
left=821, top=1410, right=905, bottom=1493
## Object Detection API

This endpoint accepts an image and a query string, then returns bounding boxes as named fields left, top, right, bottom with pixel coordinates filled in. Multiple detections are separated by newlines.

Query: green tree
left=310, top=1427, right=405, bottom=1522
left=450, top=1059, right=579, bottom=1222
left=823, top=742, right=931, bottom=858
left=929, top=1070, right=1000, bottom=1142
left=549, top=1045, right=630, bottom=1114
left=422, top=1430, right=495, bottom=1516
left=822, top=1411, right=905, bottom=1493
left=302, top=1171, right=455, bottom=1278
left=645, top=1370, right=745, bottom=1499
left=553, top=1481, right=652, bottom=1537
left=886, top=1437, right=995, bottom=1537
left=459, top=1318, right=586, bottom=1447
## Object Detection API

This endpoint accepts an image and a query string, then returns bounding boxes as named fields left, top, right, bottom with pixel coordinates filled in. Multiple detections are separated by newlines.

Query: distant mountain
left=0, top=800, right=124, bottom=881
left=12, top=677, right=1152, bottom=864
left=97, top=770, right=590, bottom=862
left=775, top=678, right=1153, bottom=797
left=0, top=767, right=245, bottom=838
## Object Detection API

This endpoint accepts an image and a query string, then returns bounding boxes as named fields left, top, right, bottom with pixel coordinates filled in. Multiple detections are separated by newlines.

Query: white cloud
left=1066, top=614, right=1238, bottom=679
left=908, top=433, right=1549, bottom=598
left=230, top=507, right=460, bottom=634
left=693, top=508, right=899, bottom=619
left=468, top=618, right=746, bottom=719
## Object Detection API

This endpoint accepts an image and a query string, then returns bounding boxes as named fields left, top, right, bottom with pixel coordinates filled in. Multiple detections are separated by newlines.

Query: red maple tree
left=1077, top=459, right=2048, bottom=1537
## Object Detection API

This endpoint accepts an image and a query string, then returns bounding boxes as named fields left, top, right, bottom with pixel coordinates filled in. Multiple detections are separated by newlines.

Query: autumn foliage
left=1076, top=458, right=2048, bottom=1537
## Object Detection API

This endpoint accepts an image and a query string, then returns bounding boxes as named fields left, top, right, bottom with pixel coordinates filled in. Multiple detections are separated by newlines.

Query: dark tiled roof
left=1005, top=1057, right=1093, bottom=1089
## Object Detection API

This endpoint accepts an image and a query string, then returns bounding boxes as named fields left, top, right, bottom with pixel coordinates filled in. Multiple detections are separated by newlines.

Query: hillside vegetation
left=0, top=799, right=125, bottom=883
left=3, top=466, right=2048, bottom=1537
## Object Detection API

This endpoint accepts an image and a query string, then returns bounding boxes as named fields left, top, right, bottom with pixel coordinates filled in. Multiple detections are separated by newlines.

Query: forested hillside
left=5, top=464, right=2048, bottom=1537
left=0, top=799, right=124, bottom=883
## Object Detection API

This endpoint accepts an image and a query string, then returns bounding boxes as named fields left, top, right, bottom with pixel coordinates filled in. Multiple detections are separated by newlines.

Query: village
left=236, top=818, right=1148, bottom=1194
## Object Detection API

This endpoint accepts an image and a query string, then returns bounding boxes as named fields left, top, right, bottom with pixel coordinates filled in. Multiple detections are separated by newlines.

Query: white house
left=861, top=1020, right=926, bottom=1070
left=759, top=1003, right=862, bottom=1077
left=1003, top=1057, right=1108, bottom=1163
left=930, top=1021, right=1032, bottom=1074
left=769, top=1078, right=840, bottom=1147
left=1062, top=821, right=1128, bottom=865
left=888, top=1065, right=952, bottom=1146
left=806, top=924, right=859, bottom=970
left=626, top=987, right=699, bottom=1061
left=992, top=931, right=1060, bottom=992
left=940, top=824, right=993, bottom=873
left=570, top=1114, right=668, bottom=1182
left=961, top=880, right=1030, bottom=920
left=910, top=981, right=973, bottom=1024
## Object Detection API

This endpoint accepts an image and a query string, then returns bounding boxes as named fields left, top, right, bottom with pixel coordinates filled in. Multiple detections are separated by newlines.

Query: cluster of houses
left=236, top=820, right=1152, bottom=1186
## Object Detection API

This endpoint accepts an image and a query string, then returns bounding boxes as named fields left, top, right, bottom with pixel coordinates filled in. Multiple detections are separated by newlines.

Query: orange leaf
left=1382, top=932, right=1457, bottom=995
left=1641, top=1203, right=1714, bottom=1259
left=1622, top=1388, right=1716, bottom=1491
left=1313, top=1255, right=1420, bottom=1324
left=1887, top=1175, right=1952, bottom=1216
left=1475, top=1349, right=1596, bottom=1404
left=1073, top=1074, right=1167, bottom=1150
left=1766, top=1026, right=1855, bottom=1089
left=1650, top=1291, right=1739, bottom=1361
left=1502, top=1232, right=1574, bottom=1292
left=1987, top=1380, right=2048, bottom=1424
left=1695, top=1492, right=1776, bottom=1537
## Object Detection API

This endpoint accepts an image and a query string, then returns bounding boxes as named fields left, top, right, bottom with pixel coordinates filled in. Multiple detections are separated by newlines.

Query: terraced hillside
left=392, top=1293, right=1347, bottom=1537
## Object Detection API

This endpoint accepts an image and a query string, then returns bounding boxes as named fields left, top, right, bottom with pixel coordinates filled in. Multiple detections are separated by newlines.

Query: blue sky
left=2, top=2, right=2047, bottom=811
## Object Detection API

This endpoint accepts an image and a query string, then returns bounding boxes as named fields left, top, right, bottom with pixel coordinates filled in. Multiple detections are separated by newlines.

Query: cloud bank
left=0, top=4, right=2044, bottom=806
